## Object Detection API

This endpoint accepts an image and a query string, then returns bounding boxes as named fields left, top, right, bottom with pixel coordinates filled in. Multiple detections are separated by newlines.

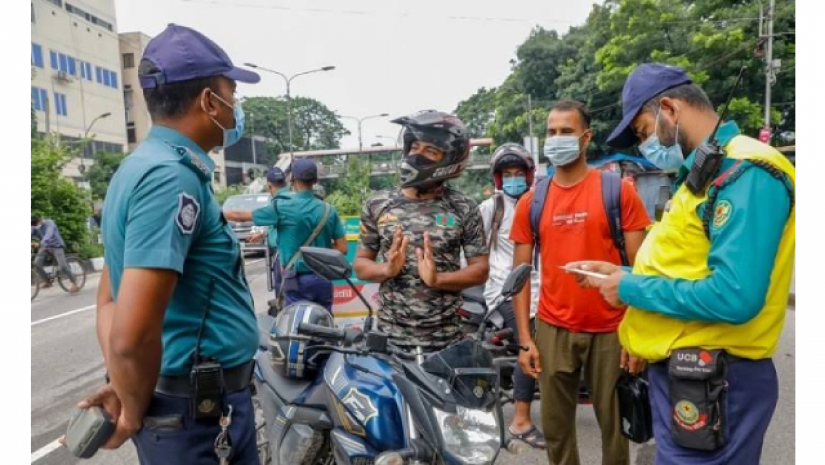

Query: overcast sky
left=115, top=0, right=597, bottom=148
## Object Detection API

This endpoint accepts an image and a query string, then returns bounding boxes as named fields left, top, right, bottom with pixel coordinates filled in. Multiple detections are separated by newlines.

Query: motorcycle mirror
left=300, top=247, right=352, bottom=281
left=500, top=264, right=532, bottom=298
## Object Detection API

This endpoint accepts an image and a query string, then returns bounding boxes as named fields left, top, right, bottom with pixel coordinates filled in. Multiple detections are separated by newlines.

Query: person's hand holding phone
left=564, top=261, right=627, bottom=308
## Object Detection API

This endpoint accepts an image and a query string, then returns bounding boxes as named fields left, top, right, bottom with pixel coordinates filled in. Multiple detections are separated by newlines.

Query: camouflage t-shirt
left=359, top=188, right=488, bottom=351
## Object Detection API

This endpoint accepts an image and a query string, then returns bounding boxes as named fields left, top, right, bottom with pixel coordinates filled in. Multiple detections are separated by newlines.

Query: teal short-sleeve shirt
left=102, top=126, right=257, bottom=376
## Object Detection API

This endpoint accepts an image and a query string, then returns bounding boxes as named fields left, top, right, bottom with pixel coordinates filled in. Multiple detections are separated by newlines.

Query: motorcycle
left=253, top=247, right=533, bottom=464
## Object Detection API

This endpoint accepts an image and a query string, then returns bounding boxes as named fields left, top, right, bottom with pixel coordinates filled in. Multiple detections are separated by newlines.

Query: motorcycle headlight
left=432, top=406, right=500, bottom=464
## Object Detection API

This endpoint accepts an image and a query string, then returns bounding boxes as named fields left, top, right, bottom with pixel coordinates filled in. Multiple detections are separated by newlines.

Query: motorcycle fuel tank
left=323, top=352, right=407, bottom=453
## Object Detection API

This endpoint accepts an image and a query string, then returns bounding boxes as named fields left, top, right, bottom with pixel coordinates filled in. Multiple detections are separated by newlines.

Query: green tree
left=31, top=138, right=90, bottom=252
left=325, top=156, right=371, bottom=216
left=242, top=96, right=350, bottom=165
left=87, top=150, right=126, bottom=201
left=454, top=0, right=795, bottom=151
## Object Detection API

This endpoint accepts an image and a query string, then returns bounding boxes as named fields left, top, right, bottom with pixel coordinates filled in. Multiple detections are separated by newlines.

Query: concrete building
left=31, top=0, right=128, bottom=181
left=118, top=32, right=152, bottom=152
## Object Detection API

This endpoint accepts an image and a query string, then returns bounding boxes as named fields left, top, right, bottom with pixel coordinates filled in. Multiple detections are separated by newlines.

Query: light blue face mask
left=544, top=134, right=584, bottom=167
left=207, top=91, right=245, bottom=149
left=638, top=107, right=683, bottom=172
left=502, top=175, right=528, bottom=197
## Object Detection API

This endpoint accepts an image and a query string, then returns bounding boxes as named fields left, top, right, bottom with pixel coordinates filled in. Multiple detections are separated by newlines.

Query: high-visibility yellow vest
left=618, top=136, right=795, bottom=361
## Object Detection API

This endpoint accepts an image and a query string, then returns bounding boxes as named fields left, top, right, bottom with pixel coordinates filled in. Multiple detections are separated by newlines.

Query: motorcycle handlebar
left=298, top=323, right=345, bottom=342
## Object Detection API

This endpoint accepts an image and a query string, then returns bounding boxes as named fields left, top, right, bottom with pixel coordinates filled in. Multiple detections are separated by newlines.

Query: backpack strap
left=283, top=202, right=331, bottom=272
left=488, top=193, right=506, bottom=250
left=529, top=176, right=554, bottom=267
left=601, top=171, right=629, bottom=266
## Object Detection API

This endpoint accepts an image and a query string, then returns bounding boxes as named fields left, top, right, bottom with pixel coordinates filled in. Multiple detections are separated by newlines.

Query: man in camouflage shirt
left=355, top=111, right=489, bottom=352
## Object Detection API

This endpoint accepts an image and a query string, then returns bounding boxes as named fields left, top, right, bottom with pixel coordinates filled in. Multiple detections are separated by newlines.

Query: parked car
left=222, top=193, right=271, bottom=256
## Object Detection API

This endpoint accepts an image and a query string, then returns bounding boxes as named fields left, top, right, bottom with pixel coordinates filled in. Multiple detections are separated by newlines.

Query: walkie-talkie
left=685, top=66, right=748, bottom=195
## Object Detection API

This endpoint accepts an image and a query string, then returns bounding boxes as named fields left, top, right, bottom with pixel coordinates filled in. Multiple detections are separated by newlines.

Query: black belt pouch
left=668, top=348, right=728, bottom=451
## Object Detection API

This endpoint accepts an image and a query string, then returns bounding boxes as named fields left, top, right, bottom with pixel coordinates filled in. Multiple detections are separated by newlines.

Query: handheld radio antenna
left=709, top=66, right=748, bottom=146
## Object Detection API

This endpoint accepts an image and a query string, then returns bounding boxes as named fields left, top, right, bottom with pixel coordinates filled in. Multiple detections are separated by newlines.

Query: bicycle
left=31, top=250, right=87, bottom=301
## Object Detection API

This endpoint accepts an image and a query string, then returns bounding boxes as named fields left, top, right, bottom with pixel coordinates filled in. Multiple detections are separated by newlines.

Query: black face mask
left=407, top=153, right=439, bottom=168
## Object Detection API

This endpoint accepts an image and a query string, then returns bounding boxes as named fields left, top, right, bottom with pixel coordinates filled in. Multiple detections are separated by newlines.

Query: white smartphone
left=559, top=266, right=609, bottom=280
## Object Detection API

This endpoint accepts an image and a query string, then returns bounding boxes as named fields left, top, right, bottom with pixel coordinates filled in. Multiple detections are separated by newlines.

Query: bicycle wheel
left=31, top=267, right=39, bottom=301
left=57, top=257, right=87, bottom=292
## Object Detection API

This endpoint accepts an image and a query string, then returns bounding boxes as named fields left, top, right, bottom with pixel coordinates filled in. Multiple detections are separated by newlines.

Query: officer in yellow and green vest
left=567, top=64, right=795, bottom=464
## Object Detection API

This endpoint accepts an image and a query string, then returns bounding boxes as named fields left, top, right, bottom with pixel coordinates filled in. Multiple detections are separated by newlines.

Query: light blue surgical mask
left=544, top=134, right=585, bottom=167
left=638, top=107, right=683, bottom=172
left=502, top=175, right=528, bottom=197
left=207, top=91, right=245, bottom=149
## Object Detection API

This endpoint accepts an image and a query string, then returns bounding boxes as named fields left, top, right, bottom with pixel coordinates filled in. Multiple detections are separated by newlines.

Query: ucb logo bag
left=668, top=348, right=729, bottom=451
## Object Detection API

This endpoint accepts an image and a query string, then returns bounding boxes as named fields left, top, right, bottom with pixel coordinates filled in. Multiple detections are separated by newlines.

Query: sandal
left=509, top=425, right=547, bottom=450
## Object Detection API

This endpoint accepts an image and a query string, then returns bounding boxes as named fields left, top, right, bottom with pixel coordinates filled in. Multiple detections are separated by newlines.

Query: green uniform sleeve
left=123, top=164, right=203, bottom=274
left=252, top=202, right=279, bottom=227
left=329, top=208, right=345, bottom=240
left=618, top=166, right=791, bottom=324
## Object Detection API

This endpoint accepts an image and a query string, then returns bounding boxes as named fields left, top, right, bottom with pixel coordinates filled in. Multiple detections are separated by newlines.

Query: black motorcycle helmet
left=269, top=301, right=334, bottom=379
left=393, top=110, right=470, bottom=190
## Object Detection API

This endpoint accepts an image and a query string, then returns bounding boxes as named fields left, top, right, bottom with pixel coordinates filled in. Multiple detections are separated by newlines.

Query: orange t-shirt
left=510, top=170, right=651, bottom=333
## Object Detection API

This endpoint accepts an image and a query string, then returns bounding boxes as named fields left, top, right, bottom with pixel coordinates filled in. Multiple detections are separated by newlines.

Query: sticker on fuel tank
left=341, top=388, right=378, bottom=425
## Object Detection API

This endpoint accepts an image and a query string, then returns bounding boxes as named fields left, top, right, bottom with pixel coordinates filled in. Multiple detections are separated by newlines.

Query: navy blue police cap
left=606, top=63, right=692, bottom=149
left=139, top=24, right=260, bottom=89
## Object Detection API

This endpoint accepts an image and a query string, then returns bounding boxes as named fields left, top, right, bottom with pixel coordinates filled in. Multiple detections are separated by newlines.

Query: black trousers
left=499, top=300, right=537, bottom=402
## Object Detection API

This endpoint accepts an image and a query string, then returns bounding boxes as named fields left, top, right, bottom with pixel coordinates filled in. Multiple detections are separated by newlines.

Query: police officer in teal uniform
left=78, top=24, right=261, bottom=464
left=225, top=159, right=348, bottom=311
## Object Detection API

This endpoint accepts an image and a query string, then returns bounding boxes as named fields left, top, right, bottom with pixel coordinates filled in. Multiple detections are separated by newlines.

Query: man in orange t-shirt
left=510, top=100, right=650, bottom=465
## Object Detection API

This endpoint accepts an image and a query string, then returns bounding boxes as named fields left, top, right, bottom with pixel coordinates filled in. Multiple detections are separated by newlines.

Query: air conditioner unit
left=56, top=71, right=74, bottom=82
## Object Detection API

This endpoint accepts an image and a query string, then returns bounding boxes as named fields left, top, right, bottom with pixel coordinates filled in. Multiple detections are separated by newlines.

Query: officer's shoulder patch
left=712, top=200, right=733, bottom=230
left=171, top=145, right=211, bottom=181
left=176, top=193, right=201, bottom=235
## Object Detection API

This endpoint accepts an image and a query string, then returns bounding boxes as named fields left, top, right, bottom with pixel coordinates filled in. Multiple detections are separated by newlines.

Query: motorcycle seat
left=462, top=285, right=487, bottom=305
left=256, top=350, right=314, bottom=405
left=257, top=314, right=276, bottom=349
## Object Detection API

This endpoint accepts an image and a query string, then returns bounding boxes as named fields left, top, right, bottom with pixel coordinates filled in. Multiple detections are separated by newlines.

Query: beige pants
left=535, top=319, right=629, bottom=465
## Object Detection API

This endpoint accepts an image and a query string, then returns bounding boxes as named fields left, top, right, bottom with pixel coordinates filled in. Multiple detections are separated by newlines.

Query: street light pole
left=80, top=112, right=112, bottom=172
left=244, top=63, right=335, bottom=169
left=341, top=113, right=389, bottom=154
left=249, top=111, right=257, bottom=166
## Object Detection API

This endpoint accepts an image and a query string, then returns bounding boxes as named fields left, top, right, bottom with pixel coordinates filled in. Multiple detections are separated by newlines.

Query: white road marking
left=30, top=439, right=62, bottom=462
left=31, top=305, right=95, bottom=327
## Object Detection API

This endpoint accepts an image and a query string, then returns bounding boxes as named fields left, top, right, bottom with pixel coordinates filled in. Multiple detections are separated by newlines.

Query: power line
left=179, top=0, right=581, bottom=25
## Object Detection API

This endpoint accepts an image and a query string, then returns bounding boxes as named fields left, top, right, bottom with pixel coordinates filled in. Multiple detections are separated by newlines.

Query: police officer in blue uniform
left=79, top=24, right=261, bottom=464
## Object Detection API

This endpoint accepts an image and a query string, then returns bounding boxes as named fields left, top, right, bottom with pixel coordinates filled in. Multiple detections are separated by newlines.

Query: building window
left=47, top=0, right=63, bottom=7
left=96, top=67, right=119, bottom=89
left=50, top=51, right=76, bottom=75
left=127, top=126, right=137, bottom=144
left=54, top=92, right=68, bottom=116
left=31, top=87, right=49, bottom=112
left=122, top=53, right=135, bottom=69
left=31, top=3, right=36, bottom=23
left=31, top=43, right=44, bottom=68
left=65, top=3, right=113, bottom=32
left=79, top=61, right=92, bottom=81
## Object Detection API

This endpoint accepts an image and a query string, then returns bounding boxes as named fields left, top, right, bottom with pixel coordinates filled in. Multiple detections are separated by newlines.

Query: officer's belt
left=155, top=361, right=254, bottom=398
